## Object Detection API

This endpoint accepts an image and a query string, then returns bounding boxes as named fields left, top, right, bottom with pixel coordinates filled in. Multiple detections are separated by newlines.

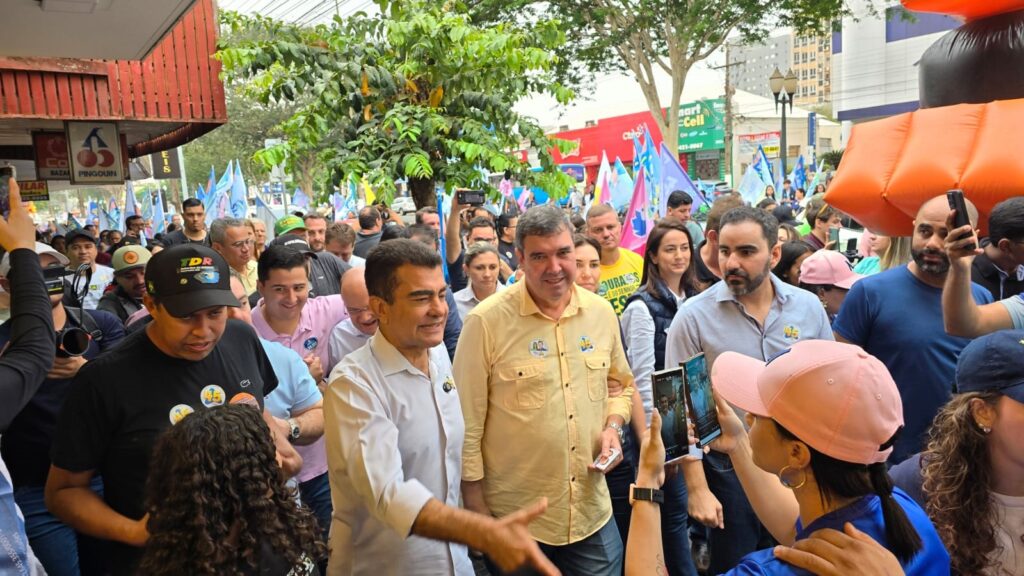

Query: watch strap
left=629, top=484, right=665, bottom=505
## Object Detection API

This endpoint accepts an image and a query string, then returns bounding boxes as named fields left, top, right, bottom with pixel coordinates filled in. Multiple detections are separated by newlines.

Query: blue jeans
left=487, top=518, right=623, bottom=576
left=298, top=471, right=333, bottom=543
left=608, top=431, right=697, bottom=576
left=14, top=477, right=109, bottom=576
left=703, top=451, right=775, bottom=573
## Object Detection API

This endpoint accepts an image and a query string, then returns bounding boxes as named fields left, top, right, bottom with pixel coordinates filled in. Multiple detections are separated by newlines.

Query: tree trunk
left=409, top=177, right=436, bottom=209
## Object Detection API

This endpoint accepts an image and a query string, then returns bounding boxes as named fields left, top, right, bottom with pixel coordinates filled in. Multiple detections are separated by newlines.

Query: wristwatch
left=629, top=483, right=665, bottom=506
left=287, top=418, right=301, bottom=442
left=606, top=421, right=625, bottom=443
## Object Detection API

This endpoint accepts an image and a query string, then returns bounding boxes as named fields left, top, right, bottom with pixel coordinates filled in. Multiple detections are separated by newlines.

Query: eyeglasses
left=230, top=239, right=255, bottom=249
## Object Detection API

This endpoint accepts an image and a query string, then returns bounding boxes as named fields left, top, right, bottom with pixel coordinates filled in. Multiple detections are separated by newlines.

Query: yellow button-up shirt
left=236, top=259, right=259, bottom=295
left=453, top=281, right=634, bottom=546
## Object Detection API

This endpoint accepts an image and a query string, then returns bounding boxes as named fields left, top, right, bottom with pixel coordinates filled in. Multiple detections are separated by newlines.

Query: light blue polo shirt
left=666, top=273, right=834, bottom=371
left=1003, top=294, right=1024, bottom=329
left=260, top=338, right=322, bottom=419
left=725, top=488, right=950, bottom=575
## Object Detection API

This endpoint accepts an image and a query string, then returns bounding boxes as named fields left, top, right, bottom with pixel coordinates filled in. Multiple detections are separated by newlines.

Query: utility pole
left=711, top=43, right=744, bottom=187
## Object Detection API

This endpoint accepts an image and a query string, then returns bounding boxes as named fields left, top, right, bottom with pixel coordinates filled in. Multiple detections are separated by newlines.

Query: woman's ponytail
left=868, top=463, right=922, bottom=564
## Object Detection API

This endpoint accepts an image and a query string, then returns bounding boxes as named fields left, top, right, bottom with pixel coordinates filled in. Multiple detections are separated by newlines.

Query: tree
left=472, top=0, right=857, bottom=158
left=217, top=0, right=575, bottom=209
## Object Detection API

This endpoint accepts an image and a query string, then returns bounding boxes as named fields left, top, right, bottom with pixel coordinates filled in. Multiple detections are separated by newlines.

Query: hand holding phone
left=593, top=447, right=621, bottom=473
left=946, top=189, right=976, bottom=251
left=828, top=227, right=841, bottom=251
left=683, top=353, right=722, bottom=448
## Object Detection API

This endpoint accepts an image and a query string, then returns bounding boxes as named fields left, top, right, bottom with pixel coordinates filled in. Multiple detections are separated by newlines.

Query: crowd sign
left=150, top=148, right=181, bottom=180
left=678, top=99, right=726, bottom=152
left=65, top=121, right=125, bottom=184
left=17, top=180, right=49, bottom=202
left=738, top=131, right=781, bottom=157
left=32, top=132, right=71, bottom=181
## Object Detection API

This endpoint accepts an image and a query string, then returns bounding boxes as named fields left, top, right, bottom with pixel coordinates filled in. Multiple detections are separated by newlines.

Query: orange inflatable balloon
left=825, top=99, right=1024, bottom=236
left=903, top=0, right=1024, bottom=21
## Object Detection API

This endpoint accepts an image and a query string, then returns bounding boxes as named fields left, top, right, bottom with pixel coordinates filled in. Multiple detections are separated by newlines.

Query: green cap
left=275, top=215, right=306, bottom=236
left=111, top=245, right=152, bottom=274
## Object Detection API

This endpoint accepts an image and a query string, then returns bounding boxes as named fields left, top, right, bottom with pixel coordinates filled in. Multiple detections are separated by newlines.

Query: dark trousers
left=703, top=451, right=775, bottom=573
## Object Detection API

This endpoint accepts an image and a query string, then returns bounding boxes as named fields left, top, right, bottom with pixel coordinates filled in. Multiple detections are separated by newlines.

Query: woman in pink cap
left=798, top=250, right=865, bottom=322
left=707, top=339, right=950, bottom=574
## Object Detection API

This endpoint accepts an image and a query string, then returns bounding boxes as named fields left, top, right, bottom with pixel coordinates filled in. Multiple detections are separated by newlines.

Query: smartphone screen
left=684, top=353, right=722, bottom=447
left=652, top=367, right=690, bottom=461
left=828, top=227, right=841, bottom=250
left=0, top=166, right=13, bottom=219
left=946, top=189, right=976, bottom=250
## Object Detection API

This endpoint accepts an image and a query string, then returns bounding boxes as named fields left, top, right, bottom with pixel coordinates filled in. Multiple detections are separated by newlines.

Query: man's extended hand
left=590, top=424, right=624, bottom=474
left=0, top=179, right=36, bottom=253
left=482, top=499, right=560, bottom=576
left=636, top=410, right=666, bottom=488
left=773, top=522, right=905, bottom=576
left=303, top=353, right=323, bottom=383
left=944, top=209, right=982, bottom=265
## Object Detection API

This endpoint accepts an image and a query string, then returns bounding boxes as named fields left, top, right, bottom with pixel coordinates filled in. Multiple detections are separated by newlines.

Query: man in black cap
left=63, top=229, right=114, bottom=309
left=45, top=244, right=301, bottom=576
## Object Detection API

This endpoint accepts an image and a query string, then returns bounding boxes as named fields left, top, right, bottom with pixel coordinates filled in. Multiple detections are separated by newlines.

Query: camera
left=56, top=326, right=91, bottom=357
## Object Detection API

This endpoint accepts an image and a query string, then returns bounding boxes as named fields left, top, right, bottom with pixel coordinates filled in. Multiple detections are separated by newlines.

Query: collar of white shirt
left=370, top=332, right=433, bottom=378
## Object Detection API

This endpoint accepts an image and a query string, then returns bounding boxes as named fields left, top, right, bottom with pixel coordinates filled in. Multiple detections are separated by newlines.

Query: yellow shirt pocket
left=585, top=356, right=610, bottom=401
left=499, top=362, right=546, bottom=410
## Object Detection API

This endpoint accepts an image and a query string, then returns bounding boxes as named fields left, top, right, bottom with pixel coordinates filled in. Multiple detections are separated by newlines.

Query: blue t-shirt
left=726, top=488, right=950, bottom=575
left=1002, top=294, right=1024, bottom=329
left=260, top=339, right=322, bottom=420
left=832, top=266, right=992, bottom=464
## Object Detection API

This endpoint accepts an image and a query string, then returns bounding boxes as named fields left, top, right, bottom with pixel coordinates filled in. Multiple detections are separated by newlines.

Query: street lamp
left=769, top=67, right=799, bottom=178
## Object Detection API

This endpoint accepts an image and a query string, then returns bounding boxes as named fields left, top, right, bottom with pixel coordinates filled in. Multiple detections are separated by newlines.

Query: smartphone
left=828, top=227, right=841, bottom=250
left=0, top=165, right=14, bottom=218
left=652, top=367, right=695, bottom=462
left=683, top=353, right=722, bottom=448
left=845, top=238, right=858, bottom=254
left=593, top=447, right=621, bottom=472
left=457, top=190, right=486, bottom=206
left=946, top=189, right=976, bottom=251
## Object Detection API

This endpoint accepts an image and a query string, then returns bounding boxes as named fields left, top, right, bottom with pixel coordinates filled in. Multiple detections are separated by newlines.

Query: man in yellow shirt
left=210, top=217, right=258, bottom=295
left=586, top=204, right=643, bottom=315
left=454, top=205, right=635, bottom=575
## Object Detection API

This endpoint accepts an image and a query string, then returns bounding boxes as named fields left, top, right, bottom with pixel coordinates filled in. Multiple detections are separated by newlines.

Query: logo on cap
left=194, top=270, right=220, bottom=284
left=123, top=251, right=139, bottom=265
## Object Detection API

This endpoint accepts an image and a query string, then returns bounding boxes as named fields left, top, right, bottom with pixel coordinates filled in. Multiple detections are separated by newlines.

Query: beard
left=724, top=260, right=772, bottom=297
left=911, top=246, right=950, bottom=276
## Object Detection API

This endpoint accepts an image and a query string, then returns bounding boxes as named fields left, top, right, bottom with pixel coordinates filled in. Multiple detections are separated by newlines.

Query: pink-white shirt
left=253, top=294, right=349, bottom=482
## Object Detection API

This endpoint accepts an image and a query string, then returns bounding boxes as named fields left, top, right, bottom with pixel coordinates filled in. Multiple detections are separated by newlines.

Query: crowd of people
left=0, top=172, right=1022, bottom=576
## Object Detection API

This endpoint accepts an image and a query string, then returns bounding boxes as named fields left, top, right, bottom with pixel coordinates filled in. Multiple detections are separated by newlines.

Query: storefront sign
left=17, top=180, right=49, bottom=202
left=550, top=110, right=666, bottom=166
left=33, top=132, right=70, bottom=180
left=65, top=121, right=125, bottom=184
left=738, top=131, right=781, bottom=158
left=678, top=99, right=726, bottom=152
left=150, top=148, right=181, bottom=179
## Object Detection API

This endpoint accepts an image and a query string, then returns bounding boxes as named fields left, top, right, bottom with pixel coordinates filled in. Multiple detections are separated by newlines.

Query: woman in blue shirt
left=708, top=340, right=950, bottom=575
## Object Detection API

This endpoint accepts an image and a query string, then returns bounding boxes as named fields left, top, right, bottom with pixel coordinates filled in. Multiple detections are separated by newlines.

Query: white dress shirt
left=620, top=292, right=686, bottom=422
left=323, top=334, right=473, bottom=576
left=66, top=265, right=114, bottom=309
left=327, top=318, right=373, bottom=373
left=452, top=282, right=505, bottom=321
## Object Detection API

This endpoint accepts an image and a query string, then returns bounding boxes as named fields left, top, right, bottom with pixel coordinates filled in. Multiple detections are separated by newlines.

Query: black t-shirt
left=692, top=240, right=720, bottom=286
left=50, top=319, right=277, bottom=575
left=447, top=250, right=468, bottom=292
left=0, top=308, right=125, bottom=488
left=309, top=251, right=349, bottom=297
left=158, top=229, right=210, bottom=248
left=498, top=239, right=518, bottom=270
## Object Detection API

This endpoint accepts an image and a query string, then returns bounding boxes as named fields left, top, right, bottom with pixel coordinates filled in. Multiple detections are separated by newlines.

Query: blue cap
left=955, top=329, right=1024, bottom=402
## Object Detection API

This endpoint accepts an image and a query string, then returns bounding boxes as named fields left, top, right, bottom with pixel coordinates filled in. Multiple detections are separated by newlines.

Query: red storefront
left=548, top=109, right=686, bottom=184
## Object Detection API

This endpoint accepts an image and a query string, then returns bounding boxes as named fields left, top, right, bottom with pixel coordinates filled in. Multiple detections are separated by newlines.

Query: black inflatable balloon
left=919, top=9, right=1024, bottom=108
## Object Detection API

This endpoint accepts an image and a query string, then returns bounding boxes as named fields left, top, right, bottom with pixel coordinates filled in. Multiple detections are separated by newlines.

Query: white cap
left=0, top=242, right=70, bottom=276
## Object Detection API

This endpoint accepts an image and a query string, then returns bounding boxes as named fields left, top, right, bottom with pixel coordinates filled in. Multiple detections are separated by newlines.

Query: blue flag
left=787, top=155, right=806, bottom=194
left=230, top=160, right=248, bottom=218
left=658, top=142, right=705, bottom=216
left=206, top=160, right=233, bottom=224
left=153, top=189, right=166, bottom=234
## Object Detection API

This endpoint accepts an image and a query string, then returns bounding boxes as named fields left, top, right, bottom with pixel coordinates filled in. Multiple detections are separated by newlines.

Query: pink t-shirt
left=253, top=294, right=349, bottom=482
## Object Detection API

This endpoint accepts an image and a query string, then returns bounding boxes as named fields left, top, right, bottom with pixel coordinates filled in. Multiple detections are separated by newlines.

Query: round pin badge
left=200, top=385, right=226, bottom=408
left=168, top=404, right=194, bottom=425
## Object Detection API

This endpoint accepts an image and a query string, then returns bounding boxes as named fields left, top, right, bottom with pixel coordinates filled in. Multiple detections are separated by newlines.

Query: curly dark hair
left=921, top=392, right=1001, bottom=575
left=138, top=404, right=326, bottom=575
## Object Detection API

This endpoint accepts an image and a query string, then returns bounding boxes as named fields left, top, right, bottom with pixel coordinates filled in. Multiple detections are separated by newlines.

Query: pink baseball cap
left=799, top=250, right=863, bottom=290
left=711, top=340, right=903, bottom=465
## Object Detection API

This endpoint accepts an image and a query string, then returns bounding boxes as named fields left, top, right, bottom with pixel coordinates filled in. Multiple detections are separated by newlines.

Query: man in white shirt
left=63, top=230, right=114, bottom=309
left=323, top=239, right=556, bottom=576
left=327, top=266, right=376, bottom=372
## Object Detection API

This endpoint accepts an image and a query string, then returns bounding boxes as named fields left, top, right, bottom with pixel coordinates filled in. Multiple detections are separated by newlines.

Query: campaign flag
left=230, top=161, right=248, bottom=218
left=195, top=183, right=206, bottom=203
left=437, top=189, right=449, bottom=282
left=738, top=164, right=767, bottom=206
left=806, top=159, right=825, bottom=195
left=124, top=181, right=139, bottom=218
left=292, top=187, right=310, bottom=210
left=67, top=213, right=84, bottom=231
left=642, top=126, right=661, bottom=213
left=752, top=146, right=775, bottom=191
left=787, top=155, right=806, bottom=193
left=205, top=161, right=233, bottom=224
left=140, top=188, right=153, bottom=236
left=658, top=142, right=705, bottom=216
left=620, top=166, right=653, bottom=255
left=205, top=166, right=216, bottom=200
left=152, top=188, right=166, bottom=234
left=254, top=194, right=283, bottom=241
left=594, top=152, right=612, bottom=205
left=610, top=157, right=634, bottom=211
left=102, top=196, right=120, bottom=231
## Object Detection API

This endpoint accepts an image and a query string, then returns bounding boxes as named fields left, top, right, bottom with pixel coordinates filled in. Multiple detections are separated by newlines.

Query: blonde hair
left=879, top=236, right=911, bottom=271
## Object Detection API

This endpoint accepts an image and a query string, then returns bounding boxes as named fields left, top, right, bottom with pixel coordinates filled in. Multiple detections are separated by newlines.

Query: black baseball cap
left=956, top=329, right=1024, bottom=403
left=65, top=229, right=97, bottom=246
left=145, top=244, right=239, bottom=317
left=269, top=233, right=319, bottom=258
